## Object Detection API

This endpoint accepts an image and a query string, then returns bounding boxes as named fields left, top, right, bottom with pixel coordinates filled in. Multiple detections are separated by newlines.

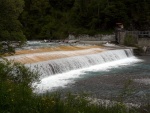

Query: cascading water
left=6, top=47, right=142, bottom=93
left=31, top=48, right=143, bottom=93
left=27, top=49, right=134, bottom=78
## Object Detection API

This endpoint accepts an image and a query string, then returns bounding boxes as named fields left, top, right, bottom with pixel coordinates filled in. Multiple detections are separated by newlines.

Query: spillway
left=26, top=49, right=134, bottom=78
left=6, top=47, right=142, bottom=93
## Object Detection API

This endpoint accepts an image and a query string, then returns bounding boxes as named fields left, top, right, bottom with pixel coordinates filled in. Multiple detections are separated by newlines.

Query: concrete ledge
left=79, top=41, right=108, bottom=45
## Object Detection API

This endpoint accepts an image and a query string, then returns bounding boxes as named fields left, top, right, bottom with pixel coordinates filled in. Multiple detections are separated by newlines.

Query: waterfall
left=27, top=49, right=134, bottom=78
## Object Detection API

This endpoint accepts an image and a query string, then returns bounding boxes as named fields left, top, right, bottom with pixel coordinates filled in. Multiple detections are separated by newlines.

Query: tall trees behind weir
left=0, top=0, right=150, bottom=41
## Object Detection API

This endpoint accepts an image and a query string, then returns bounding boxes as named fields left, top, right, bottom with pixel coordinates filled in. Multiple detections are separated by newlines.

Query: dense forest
left=0, top=0, right=150, bottom=41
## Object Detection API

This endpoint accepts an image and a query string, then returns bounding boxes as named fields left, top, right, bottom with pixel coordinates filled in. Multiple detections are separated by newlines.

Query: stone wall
left=68, top=34, right=115, bottom=41
left=119, top=31, right=150, bottom=46
left=138, top=38, right=150, bottom=46
left=118, top=31, right=126, bottom=44
left=68, top=32, right=150, bottom=47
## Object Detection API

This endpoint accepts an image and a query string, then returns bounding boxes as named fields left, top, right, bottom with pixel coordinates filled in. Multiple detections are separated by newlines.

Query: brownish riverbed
left=7, top=45, right=104, bottom=64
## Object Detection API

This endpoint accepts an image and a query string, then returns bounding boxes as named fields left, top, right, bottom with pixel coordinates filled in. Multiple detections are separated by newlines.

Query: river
left=55, top=55, right=150, bottom=105
left=14, top=41, right=150, bottom=105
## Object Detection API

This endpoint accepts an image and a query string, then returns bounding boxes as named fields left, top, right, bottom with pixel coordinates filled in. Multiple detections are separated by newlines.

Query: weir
left=26, top=49, right=134, bottom=78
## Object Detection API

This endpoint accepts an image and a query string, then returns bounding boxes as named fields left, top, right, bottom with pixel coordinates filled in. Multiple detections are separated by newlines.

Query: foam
left=33, top=57, right=142, bottom=94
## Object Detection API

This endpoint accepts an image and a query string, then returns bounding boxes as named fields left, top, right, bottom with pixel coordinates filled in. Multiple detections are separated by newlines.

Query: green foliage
left=0, top=43, right=15, bottom=55
left=118, top=79, right=134, bottom=102
left=0, top=59, right=39, bottom=113
left=138, top=104, right=150, bottom=113
left=1, top=0, right=150, bottom=40
left=19, top=0, right=150, bottom=40
left=124, top=35, right=137, bottom=46
left=0, top=0, right=26, bottom=44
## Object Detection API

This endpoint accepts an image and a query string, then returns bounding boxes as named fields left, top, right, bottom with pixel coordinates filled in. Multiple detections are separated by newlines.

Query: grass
left=0, top=59, right=149, bottom=113
left=0, top=92, right=138, bottom=113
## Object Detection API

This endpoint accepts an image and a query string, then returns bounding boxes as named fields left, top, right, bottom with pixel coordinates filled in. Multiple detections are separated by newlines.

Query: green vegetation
left=0, top=0, right=26, bottom=43
left=0, top=0, right=26, bottom=55
left=0, top=42, right=15, bottom=56
left=1, top=0, right=150, bottom=41
left=0, top=59, right=39, bottom=113
left=118, top=79, right=134, bottom=102
left=19, top=0, right=150, bottom=40
left=124, top=35, right=137, bottom=46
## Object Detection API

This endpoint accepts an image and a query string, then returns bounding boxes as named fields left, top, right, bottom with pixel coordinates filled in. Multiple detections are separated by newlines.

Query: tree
left=20, top=0, right=52, bottom=39
left=125, top=0, right=150, bottom=30
left=19, top=0, right=150, bottom=40
left=0, top=0, right=26, bottom=43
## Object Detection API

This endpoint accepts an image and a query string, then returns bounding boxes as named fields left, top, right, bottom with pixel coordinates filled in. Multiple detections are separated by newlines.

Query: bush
left=124, top=35, right=136, bottom=46
left=0, top=59, right=39, bottom=113
left=0, top=42, right=15, bottom=55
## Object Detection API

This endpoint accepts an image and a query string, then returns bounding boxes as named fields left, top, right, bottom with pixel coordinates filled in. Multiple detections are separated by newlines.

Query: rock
left=68, top=40, right=79, bottom=43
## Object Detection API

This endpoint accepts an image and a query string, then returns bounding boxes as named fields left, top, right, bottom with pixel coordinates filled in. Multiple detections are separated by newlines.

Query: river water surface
left=56, top=56, right=150, bottom=105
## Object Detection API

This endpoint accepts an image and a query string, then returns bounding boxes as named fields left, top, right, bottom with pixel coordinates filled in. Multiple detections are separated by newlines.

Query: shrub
left=0, top=59, right=39, bottom=113
left=124, top=35, right=136, bottom=46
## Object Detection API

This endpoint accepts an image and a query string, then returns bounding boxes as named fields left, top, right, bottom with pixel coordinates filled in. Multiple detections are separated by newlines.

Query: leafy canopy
left=0, top=0, right=26, bottom=43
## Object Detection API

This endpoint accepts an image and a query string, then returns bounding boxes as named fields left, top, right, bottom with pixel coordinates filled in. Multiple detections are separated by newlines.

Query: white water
left=33, top=57, right=142, bottom=93
left=28, top=49, right=133, bottom=77
left=31, top=49, right=142, bottom=93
